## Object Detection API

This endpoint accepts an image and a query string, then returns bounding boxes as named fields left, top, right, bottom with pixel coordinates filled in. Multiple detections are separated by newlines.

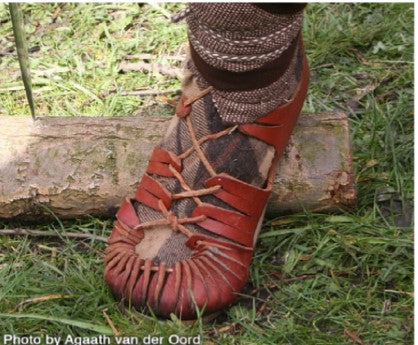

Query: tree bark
left=0, top=112, right=356, bottom=220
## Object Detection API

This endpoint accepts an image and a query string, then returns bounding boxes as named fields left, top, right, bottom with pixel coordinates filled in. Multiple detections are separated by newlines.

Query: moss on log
left=0, top=113, right=356, bottom=220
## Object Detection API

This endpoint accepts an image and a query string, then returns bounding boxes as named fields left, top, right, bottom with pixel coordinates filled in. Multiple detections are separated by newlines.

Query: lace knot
left=168, top=212, right=179, bottom=231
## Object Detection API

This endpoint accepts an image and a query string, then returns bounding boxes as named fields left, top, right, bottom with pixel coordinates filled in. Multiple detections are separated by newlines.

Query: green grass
left=0, top=3, right=413, bottom=344
left=0, top=3, right=186, bottom=117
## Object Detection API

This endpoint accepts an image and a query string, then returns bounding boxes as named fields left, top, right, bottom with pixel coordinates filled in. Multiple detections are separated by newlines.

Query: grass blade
left=0, top=313, right=113, bottom=335
left=9, top=3, right=36, bottom=119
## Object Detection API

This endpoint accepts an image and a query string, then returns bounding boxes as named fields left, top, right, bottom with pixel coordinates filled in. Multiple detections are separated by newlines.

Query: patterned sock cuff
left=186, top=3, right=304, bottom=73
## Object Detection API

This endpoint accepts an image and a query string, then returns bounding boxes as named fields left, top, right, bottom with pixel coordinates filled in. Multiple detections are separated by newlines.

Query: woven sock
left=185, top=3, right=305, bottom=124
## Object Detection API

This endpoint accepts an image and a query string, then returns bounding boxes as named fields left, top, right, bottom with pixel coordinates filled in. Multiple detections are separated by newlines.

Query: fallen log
left=0, top=112, right=356, bottom=220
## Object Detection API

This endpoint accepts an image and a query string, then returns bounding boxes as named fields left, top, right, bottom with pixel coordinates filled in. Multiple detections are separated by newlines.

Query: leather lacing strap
left=175, top=86, right=220, bottom=180
left=133, top=199, right=204, bottom=237
left=116, top=76, right=300, bottom=253
left=184, top=86, right=213, bottom=107
left=109, top=86, right=244, bottom=277
left=116, top=88, right=271, bottom=308
left=131, top=85, right=236, bottom=241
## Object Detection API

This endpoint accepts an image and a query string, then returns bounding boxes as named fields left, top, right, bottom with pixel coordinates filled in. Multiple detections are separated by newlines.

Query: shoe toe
left=105, top=227, right=252, bottom=320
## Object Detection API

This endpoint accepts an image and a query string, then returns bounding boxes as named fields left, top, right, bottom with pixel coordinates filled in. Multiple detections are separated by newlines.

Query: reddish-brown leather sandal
left=104, top=45, right=309, bottom=320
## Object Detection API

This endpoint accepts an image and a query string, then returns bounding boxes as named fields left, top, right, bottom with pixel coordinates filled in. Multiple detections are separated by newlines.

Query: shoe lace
left=132, top=86, right=238, bottom=240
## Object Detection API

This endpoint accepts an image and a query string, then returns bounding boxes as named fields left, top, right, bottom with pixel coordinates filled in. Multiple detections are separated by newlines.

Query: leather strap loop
left=147, top=147, right=182, bottom=177
left=186, top=233, right=253, bottom=253
left=205, top=173, right=270, bottom=216
left=135, top=174, right=172, bottom=211
left=239, top=53, right=309, bottom=155
left=116, top=198, right=141, bottom=229
left=135, top=188, right=161, bottom=211
left=150, top=147, right=182, bottom=171
left=192, top=203, right=257, bottom=247
left=176, top=95, right=192, bottom=118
